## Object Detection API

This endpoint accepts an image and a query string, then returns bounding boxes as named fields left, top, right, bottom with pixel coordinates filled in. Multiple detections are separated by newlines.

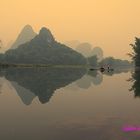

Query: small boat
left=89, top=68, right=95, bottom=71
left=100, top=67, right=114, bottom=72
left=89, top=67, right=114, bottom=72
left=100, top=67, right=105, bottom=72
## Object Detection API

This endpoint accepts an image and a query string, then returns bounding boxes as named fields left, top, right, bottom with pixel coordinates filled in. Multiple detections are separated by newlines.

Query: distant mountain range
left=10, top=25, right=36, bottom=49
left=76, top=43, right=93, bottom=57
left=3, top=27, right=86, bottom=65
left=0, top=25, right=133, bottom=66
left=65, top=41, right=103, bottom=61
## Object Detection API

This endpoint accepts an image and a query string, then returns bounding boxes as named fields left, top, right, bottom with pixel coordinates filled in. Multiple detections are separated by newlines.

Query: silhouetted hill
left=76, top=43, right=92, bottom=57
left=5, top=27, right=86, bottom=65
left=91, top=47, right=103, bottom=61
left=75, top=43, right=103, bottom=61
left=10, top=25, right=36, bottom=49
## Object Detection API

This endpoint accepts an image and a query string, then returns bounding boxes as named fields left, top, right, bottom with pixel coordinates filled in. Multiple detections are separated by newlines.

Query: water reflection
left=11, top=81, right=36, bottom=105
left=0, top=77, right=4, bottom=94
left=76, top=71, right=103, bottom=89
left=77, top=68, right=130, bottom=88
left=0, top=67, right=139, bottom=140
left=0, top=68, right=86, bottom=105
left=103, top=68, right=130, bottom=76
left=0, top=67, right=133, bottom=105
left=88, top=70, right=103, bottom=85
left=130, top=68, right=140, bottom=97
left=67, top=68, right=131, bottom=90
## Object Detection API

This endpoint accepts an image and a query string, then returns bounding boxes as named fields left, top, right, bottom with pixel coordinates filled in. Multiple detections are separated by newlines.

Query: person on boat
left=107, top=64, right=110, bottom=70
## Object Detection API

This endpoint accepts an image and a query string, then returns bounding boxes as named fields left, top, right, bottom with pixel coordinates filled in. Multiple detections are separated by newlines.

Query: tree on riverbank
left=129, top=37, right=140, bottom=66
left=0, top=40, right=2, bottom=48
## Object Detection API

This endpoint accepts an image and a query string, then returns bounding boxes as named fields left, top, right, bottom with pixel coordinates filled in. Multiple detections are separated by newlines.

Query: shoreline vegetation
left=0, top=63, right=134, bottom=69
left=0, top=63, right=89, bottom=68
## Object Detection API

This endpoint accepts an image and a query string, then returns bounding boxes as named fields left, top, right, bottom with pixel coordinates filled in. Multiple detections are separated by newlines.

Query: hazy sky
left=1, top=0, right=140, bottom=59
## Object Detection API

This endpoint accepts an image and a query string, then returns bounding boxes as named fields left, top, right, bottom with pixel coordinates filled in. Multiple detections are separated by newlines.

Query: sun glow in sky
left=1, top=0, right=140, bottom=59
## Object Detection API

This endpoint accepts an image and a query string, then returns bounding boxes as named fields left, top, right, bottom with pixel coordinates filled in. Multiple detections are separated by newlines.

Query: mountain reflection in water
left=0, top=67, right=133, bottom=105
left=0, top=68, right=86, bottom=105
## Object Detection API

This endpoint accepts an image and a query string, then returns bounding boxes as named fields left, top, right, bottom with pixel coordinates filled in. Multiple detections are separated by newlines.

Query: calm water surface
left=0, top=68, right=139, bottom=140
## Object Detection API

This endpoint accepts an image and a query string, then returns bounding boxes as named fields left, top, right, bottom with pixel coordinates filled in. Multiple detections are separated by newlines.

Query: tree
left=130, top=37, right=140, bottom=66
left=87, top=55, right=98, bottom=66
left=0, top=40, right=2, bottom=48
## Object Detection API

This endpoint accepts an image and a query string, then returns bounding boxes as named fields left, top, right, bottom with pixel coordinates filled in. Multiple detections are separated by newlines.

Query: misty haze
left=0, top=1, right=140, bottom=140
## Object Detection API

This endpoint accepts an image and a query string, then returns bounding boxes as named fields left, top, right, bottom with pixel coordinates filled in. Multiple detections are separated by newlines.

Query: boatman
left=107, top=64, right=110, bottom=70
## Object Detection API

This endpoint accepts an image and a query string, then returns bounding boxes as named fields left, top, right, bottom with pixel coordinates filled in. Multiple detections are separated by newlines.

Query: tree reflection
left=130, top=69, right=140, bottom=97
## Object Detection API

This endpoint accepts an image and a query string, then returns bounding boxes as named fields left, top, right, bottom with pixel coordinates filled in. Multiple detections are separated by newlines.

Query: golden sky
left=1, top=0, right=140, bottom=59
